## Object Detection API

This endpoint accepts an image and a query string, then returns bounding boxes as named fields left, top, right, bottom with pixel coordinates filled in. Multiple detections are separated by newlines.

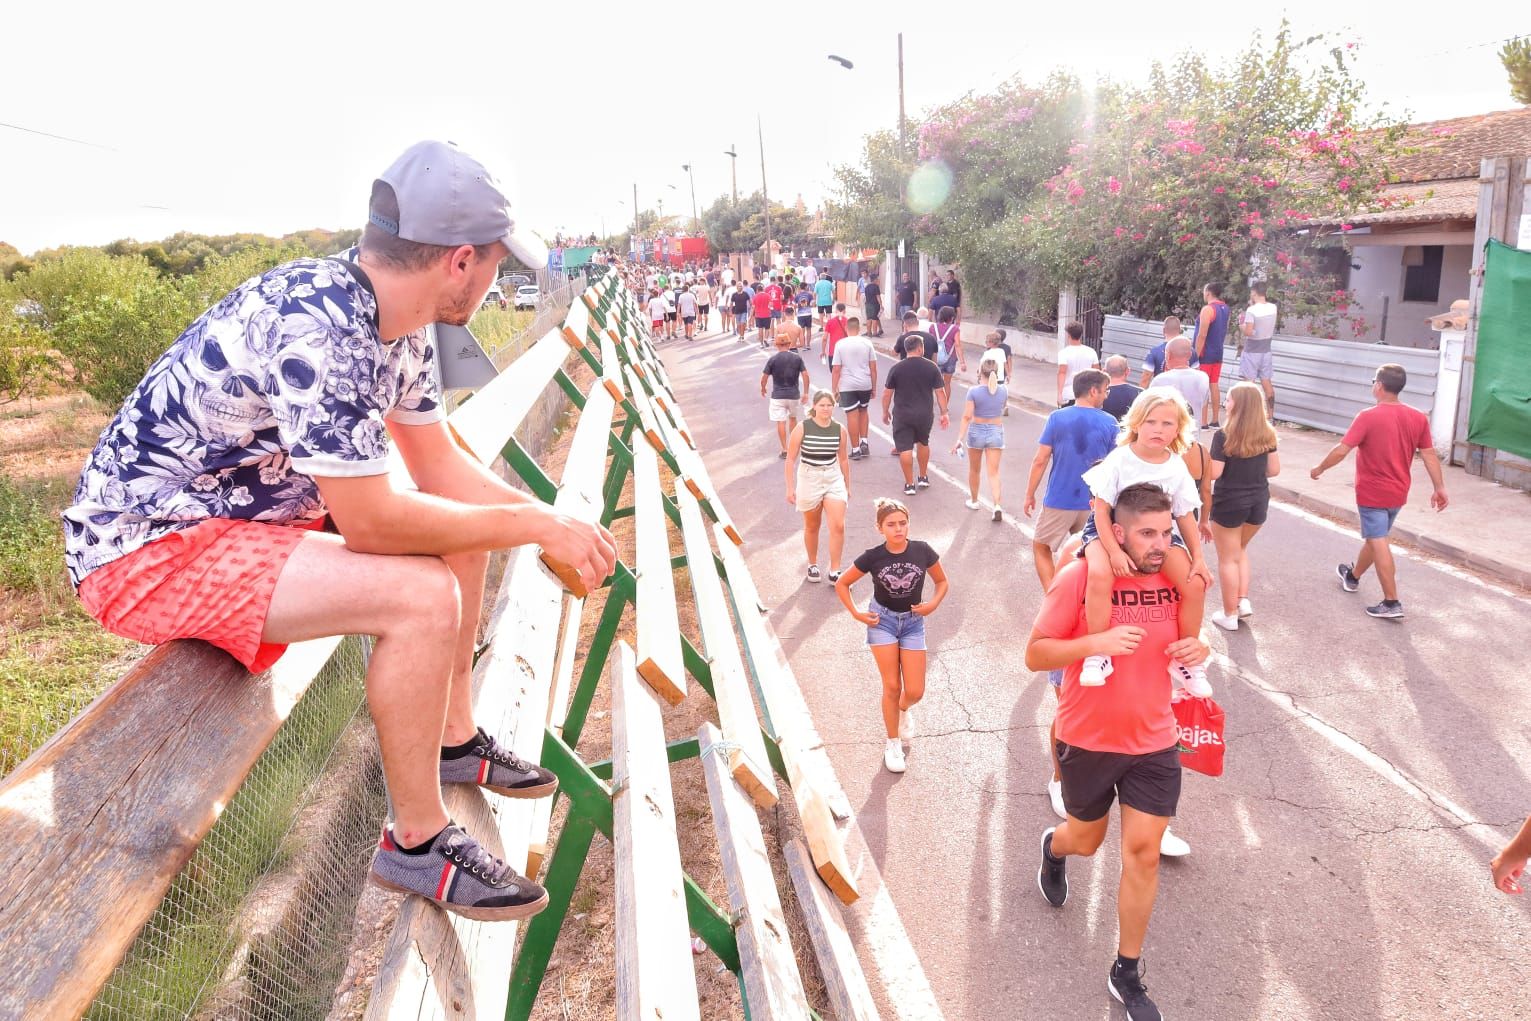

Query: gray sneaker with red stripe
left=439, top=727, right=558, bottom=798
left=370, top=823, right=549, bottom=921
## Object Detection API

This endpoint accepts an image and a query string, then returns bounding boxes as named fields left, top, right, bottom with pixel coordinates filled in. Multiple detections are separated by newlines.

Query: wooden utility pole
left=758, top=115, right=771, bottom=271
left=1454, top=156, right=1528, bottom=481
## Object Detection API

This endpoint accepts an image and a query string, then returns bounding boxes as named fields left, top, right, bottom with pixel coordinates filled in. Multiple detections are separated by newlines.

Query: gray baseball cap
left=371, top=140, right=548, bottom=267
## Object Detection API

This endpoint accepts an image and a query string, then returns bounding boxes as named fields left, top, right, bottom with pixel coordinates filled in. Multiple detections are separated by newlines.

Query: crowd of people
left=629, top=255, right=1464, bottom=1021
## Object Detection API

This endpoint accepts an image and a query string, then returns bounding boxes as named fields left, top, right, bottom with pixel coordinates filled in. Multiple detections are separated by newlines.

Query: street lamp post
left=681, top=163, right=698, bottom=233
left=723, top=145, right=738, bottom=206
left=757, top=115, right=771, bottom=273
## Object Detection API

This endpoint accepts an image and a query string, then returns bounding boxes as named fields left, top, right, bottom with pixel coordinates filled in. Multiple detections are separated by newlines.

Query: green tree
left=1502, top=36, right=1531, bottom=106
left=0, top=296, right=55, bottom=405
left=827, top=129, right=917, bottom=251
left=9, top=249, right=195, bottom=406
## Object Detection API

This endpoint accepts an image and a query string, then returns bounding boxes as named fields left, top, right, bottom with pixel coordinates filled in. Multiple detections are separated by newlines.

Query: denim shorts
left=1358, top=504, right=1402, bottom=539
left=967, top=423, right=1004, bottom=449
left=866, top=598, right=927, bottom=650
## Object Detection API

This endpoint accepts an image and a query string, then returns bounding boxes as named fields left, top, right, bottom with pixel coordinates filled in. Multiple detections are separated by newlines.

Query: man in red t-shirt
left=750, top=285, right=775, bottom=349
left=1026, top=483, right=1210, bottom=1021
left=1311, top=362, right=1448, bottom=619
left=823, top=302, right=849, bottom=362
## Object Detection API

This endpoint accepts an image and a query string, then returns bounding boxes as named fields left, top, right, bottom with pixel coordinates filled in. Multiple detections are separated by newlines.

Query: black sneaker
left=370, top=823, right=549, bottom=921
left=902, top=482, right=917, bottom=496
left=1037, top=828, right=1068, bottom=907
left=827, top=570, right=842, bottom=583
left=916, top=476, right=931, bottom=489
left=1365, top=599, right=1405, bottom=619
left=1336, top=563, right=1359, bottom=593
left=440, top=727, right=558, bottom=798
left=779, top=450, right=788, bottom=459
left=1108, top=960, right=1162, bottom=1021
left=806, top=565, right=822, bottom=583
left=859, top=440, right=870, bottom=456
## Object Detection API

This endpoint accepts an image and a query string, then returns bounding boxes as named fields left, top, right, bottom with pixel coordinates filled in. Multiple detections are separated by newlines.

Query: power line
left=0, top=120, right=117, bottom=152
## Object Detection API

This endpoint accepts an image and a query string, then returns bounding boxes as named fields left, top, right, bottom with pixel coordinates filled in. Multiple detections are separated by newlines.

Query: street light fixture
left=828, top=54, right=853, bottom=69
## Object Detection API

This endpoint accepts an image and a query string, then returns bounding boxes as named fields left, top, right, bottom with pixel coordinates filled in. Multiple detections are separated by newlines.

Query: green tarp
left=1468, top=239, right=1531, bottom=459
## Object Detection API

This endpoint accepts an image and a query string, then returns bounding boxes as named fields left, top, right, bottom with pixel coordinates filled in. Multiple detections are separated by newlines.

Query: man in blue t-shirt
left=1023, top=369, right=1119, bottom=590
left=814, top=274, right=835, bottom=330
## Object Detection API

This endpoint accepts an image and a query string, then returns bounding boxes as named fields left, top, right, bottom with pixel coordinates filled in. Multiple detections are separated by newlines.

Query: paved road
left=660, top=325, right=1531, bottom=1021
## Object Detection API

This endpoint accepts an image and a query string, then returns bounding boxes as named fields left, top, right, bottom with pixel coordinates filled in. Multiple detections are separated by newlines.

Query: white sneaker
left=1209, top=610, right=1239, bottom=632
left=1080, top=654, right=1113, bottom=686
left=1159, top=827, right=1191, bottom=857
left=898, top=708, right=911, bottom=742
left=884, top=739, right=906, bottom=773
left=1048, top=778, right=1066, bottom=820
left=1238, top=597, right=1254, bottom=618
left=1169, top=661, right=1213, bottom=697
left=964, top=498, right=982, bottom=510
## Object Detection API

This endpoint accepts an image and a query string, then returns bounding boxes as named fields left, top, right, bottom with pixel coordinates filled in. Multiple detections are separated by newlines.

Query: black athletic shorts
left=818, top=304, right=832, bottom=316
left=1210, top=490, right=1270, bottom=529
left=838, top=389, right=872, bottom=411
left=891, top=416, right=932, bottom=452
left=755, top=316, right=773, bottom=329
left=698, top=303, right=710, bottom=314
left=683, top=315, right=696, bottom=324
left=664, top=312, right=676, bottom=321
left=1056, top=741, right=1181, bottom=821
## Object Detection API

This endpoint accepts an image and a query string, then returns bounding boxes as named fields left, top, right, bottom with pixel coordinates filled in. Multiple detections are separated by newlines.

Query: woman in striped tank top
left=785, top=389, right=850, bottom=583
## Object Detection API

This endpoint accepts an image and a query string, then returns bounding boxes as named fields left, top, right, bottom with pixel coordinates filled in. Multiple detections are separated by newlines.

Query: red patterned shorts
left=77, top=518, right=323, bottom=673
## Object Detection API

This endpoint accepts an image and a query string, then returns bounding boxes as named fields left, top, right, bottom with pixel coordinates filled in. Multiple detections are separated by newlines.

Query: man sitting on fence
left=62, top=140, right=618, bottom=923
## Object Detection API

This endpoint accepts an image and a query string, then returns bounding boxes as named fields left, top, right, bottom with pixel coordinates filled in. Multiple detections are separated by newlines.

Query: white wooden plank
left=632, top=436, right=685, bottom=705
left=672, top=485, right=777, bottom=807
left=697, top=723, right=810, bottom=1020
left=612, top=643, right=701, bottom=1021
left=445, top=328, right=572, bottom=465
left=783, top=839, right=883, bottom=1021
left=538, top=383, right=615, bottom=597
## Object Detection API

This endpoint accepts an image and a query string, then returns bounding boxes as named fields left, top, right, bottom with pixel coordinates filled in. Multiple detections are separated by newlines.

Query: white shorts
left=768, top=397, right=801, bottom=422
left=796, top=462, right=848, bottom=511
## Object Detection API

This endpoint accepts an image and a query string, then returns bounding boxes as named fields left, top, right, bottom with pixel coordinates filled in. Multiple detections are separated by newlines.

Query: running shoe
left=370, top=823, right=549, bottom=922
left=1159, top=827, right=1190, bottom=857
left=1079, top=654, right=1113, bottom=686
left=1365, top=600, right=1405, bottom=619
left=827, top=570, right=842, bottom=583
left=778, top=450, right=788, bottom=459
left=849, top=448, right=863, bottom=461
left=916, top=476, right=931, bottom=489
left=806, top=565, right=822, bottom=584
left=1108, top=960, right=1163, bottom=1021
left=439, top=727, right=558, bottom=798
left=1337, top=562, right=1359, bottom=592
left=859, top=440, right=870, bottom=456
left=992, top=507, right=1003, bottom=523
left=884, top=739, right=906, bottom=773
left=1047, top=778, right=1066, bottom=820
left=1168, top=661, right=1213, bottom=697
left=1037, top=828, right=1068, bottom=907
left=903, top=483, right=917, bottom=496
left=965, top=498, right=982, bottom=510
left=1238, top=597, right=1254, bottom=618
left=1209, top=610, right=1239, bottom=631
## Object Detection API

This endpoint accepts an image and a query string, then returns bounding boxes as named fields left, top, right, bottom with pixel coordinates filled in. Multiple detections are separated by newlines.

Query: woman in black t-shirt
left=833, top=498, right=949, bottom=774
left=1207, top=382, right=1281, bottom=632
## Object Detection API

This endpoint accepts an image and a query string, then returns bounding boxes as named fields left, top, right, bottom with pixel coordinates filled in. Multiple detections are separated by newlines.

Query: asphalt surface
left=658, top=323, right=1531, bottom=1021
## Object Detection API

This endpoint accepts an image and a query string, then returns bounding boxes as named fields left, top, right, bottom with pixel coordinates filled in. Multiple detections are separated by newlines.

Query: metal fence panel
left=1101, top=315, right=1438, bottom=435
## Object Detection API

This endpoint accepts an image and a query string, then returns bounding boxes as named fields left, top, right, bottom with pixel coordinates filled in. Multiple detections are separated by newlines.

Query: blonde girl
left=834, top=499, right=949, bottom=774
left=952, top=359, right=1008, bottom=522
left=785, top=389, right=850, bottom=583
left=1207, top=382, right=1281, bottom=631
left=1077, top=389, right=1214, bottom=691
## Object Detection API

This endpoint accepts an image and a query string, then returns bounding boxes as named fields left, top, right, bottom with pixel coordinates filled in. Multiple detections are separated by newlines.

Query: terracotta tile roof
left=1342, top=179, right=1481, bottom=225
left=1388, top=108, right=1531, bottom=183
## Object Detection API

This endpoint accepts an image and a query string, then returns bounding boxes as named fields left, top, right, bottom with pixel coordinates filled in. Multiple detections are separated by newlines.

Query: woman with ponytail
left=952, top=358, right=1008, bottom=522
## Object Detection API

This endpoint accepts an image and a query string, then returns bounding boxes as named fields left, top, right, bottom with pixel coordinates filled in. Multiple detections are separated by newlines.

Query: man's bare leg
left=439, top=550, right=490, bottom=746
left=1117, top=806, right=1171, bottom=957
left=263, top=532, right=460, bottom=847
left=916, top=442, right=931, bottom=479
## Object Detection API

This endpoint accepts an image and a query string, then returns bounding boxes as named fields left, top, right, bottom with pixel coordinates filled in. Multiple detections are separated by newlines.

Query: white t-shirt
left=647, top=295, right=666, bottom=320
left=693, top=283, right=712, bottom=305
left=676, top=291, right=698, bottom=316
left=1241, top=301, right=1278, bottom=353
left=1057, top=344, right=1100, bottom=396
left=1081, top=444, right=1202, bottom=518
left=831, top=336, right=877, bottom=391
left=979, top=347, right=1008, bottom=385
left=1152, top=369, right=1209, bottom=415
left=722, top=268, right=735, bottom=286
left=684, top=271, right=696, bottom=284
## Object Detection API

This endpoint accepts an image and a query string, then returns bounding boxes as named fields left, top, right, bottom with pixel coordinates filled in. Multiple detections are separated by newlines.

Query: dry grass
left=527, top=363, right=830, bottom=1019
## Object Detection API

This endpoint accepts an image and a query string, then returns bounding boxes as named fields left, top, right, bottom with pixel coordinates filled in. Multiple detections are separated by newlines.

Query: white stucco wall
left=1340, top=244, right=1472, bottom=348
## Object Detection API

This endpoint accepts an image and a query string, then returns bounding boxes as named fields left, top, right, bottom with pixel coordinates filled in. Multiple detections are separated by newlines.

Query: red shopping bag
left=1172, top=694, right=1226, bottom=777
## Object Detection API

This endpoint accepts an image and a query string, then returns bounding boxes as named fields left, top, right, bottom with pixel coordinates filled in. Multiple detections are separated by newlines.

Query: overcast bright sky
left=2, top=0, right=1526, bottom=254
